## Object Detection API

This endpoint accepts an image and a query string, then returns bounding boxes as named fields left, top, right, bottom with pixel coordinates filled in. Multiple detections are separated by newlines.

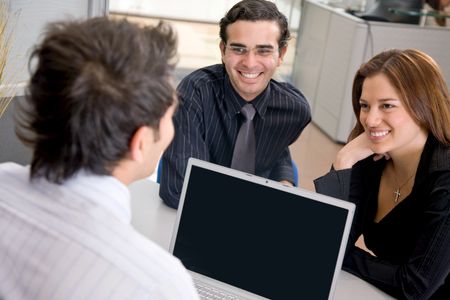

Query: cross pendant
left=394, top=189, right=401, bottom=203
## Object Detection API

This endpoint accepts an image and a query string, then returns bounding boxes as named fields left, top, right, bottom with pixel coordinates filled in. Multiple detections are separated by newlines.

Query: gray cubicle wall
left=0, top=96, right=32, bottom=165
left=1, top=0, right=108, bottom=164
left=3, top=0, right=108, bottom=96
left=293, top=0, right=450, bottom=143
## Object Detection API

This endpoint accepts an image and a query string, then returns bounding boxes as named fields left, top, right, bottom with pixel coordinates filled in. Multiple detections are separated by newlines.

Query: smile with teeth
left=370, top=130, right=389, bottom=137
left=240, top=72, right=260, bottom=79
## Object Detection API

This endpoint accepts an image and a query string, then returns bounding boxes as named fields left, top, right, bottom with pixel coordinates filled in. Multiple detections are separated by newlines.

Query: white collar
left=59, top=170, right=132, bottom=224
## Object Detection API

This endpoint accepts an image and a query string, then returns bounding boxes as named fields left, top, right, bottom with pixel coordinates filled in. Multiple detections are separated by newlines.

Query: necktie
left=231, top=103, right=256, bottom=173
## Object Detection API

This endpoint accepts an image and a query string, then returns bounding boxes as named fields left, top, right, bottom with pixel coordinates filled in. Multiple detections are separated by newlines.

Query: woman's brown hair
left=349, top=49, right=450, bottom=146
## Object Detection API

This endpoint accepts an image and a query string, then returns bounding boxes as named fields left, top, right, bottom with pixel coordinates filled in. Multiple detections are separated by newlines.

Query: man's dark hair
left=219, top=0, right=290, bottom=49
left=17, top=17, right=178, bottom=183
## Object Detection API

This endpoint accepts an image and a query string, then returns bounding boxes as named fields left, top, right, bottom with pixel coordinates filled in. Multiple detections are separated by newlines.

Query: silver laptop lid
left=170, top=158, right=355, bottom=300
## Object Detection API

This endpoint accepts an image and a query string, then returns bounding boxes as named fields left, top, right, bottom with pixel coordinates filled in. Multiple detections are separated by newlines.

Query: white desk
left=129, top=179, right=393, bottom=300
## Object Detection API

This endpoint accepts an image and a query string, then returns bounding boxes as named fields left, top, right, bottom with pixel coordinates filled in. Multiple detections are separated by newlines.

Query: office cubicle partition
left=293, top=0, right=450, bottom=142
left=0, top=0, right=108, bottom=164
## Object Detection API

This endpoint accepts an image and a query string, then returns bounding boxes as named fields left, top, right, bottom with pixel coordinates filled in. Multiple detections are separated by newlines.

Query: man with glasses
left=160, top=0, right=311, bottom=208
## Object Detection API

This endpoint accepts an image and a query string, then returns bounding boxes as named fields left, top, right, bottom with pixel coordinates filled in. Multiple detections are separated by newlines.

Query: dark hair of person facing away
left=219, top=0, right=290, bottom=50
left=17, top=17, right=178, bottom=183
left=349, top=48, right=450, bottom=146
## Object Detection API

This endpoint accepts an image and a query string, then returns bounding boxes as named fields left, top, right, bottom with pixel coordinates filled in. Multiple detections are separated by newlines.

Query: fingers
left=373, top=153, right=390, bottom=161
left=279, top=180, right=293, bottom=187
left=333, top=133, right=375, bottom=170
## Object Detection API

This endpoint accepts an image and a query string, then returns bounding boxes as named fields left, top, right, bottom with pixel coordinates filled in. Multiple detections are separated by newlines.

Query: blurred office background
left=2, top=0, right=449, bottom=190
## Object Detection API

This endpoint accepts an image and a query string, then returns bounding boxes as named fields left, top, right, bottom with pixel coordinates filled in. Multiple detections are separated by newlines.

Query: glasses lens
left=229, top=46, right=247, bottom=55
left=255, top=48, right=275, bottom=56
left=227, top=45, right=277, bottom=56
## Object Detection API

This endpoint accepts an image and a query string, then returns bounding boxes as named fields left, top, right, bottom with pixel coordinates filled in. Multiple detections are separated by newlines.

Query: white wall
left=109, top=0, right=302, bottom=29
left=2, top=0, right=107, bottom=96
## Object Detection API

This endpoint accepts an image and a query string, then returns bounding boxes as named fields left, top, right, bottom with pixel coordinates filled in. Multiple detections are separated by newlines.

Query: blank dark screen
left=173, top=166, right=349, bottom=299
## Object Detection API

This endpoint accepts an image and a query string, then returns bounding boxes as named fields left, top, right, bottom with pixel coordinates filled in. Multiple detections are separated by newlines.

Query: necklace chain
left=392, top=170, right=415, bottom=203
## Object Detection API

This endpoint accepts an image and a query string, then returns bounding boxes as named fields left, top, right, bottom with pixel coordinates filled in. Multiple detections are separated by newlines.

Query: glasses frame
left=224, top=43, right=280, bottom=57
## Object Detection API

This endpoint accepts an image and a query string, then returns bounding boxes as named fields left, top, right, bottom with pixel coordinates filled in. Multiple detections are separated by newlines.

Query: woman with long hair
left=315, top=49, right=450, bottom=299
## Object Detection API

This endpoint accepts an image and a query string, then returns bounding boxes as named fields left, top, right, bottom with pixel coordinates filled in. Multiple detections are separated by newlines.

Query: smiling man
left=160, top=0, right=311, bottom=208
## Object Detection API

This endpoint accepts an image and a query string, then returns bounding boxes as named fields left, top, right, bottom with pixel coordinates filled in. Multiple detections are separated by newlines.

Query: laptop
left=169, top=158, right=355, bottom=300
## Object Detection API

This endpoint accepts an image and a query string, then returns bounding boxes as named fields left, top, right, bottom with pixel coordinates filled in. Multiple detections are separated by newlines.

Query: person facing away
left=160, top=0, right=311, bottom=208
left=0, top=17, right=199, bottom=300
left=315, top=49, right=450, bottom=299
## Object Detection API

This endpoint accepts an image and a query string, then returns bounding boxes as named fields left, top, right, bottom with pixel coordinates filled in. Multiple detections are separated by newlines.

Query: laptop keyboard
left=195, top=280, right=242, bottom=300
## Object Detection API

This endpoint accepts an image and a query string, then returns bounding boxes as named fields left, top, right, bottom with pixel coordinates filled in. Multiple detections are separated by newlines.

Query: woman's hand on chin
left=333, top=133, right=376, bottom=170
left=373, top=152, right=390, bottom=161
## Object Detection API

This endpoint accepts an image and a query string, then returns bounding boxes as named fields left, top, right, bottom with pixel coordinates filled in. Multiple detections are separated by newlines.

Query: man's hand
left=279, top=180, right=293, bottom=187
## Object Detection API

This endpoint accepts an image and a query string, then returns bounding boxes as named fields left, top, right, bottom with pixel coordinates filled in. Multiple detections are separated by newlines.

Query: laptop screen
left=171, top=159, right=354, bottom=299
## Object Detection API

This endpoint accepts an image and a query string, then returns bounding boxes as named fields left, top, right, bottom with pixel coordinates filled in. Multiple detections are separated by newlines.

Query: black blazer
left=314, top=135, right=450, bottom=300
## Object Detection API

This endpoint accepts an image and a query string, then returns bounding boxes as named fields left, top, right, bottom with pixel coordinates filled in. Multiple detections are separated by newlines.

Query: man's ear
left=219, top=41, right=226, bottom=57
left=277, top=46, right=288, bottom=66
left=128, top=126, right=151, bottom=163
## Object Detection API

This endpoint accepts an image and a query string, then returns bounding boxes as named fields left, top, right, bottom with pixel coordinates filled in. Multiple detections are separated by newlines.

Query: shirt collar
left=66, top=171, right=132, bottom=224
left=223, top=70, right=271, bottom=119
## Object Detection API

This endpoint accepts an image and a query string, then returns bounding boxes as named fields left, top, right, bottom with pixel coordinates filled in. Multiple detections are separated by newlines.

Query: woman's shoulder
left=420, top=138, right=450, bottom=207
left=428, top=137, right=450, bottom=173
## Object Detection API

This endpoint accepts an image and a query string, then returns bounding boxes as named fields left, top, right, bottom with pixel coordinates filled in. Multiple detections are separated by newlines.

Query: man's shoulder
left=0, top=162, right=29, bottom=186
left=127, top=231, right=188, bottom=273
left=269, top=80, right=309, bottom=106
left=179, top=64, right=225, bottom=88
left=116, top=231, right=197, bottom=297
left=268, top=80, right=311, bottom=118
left=0, top=161, right=26, bottom=172
left=177, top=65, right=225, bottom=108
left=0, top=163, right=30, bottom=214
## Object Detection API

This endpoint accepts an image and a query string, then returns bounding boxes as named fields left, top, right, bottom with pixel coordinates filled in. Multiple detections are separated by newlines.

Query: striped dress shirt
left=0, top=163, right=199, bottom=300
left=160, top=64, right=311, bottom=208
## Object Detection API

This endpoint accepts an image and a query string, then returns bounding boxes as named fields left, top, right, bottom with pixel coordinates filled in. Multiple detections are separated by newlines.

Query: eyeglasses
left=225, top=44, right=279, bottom=57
